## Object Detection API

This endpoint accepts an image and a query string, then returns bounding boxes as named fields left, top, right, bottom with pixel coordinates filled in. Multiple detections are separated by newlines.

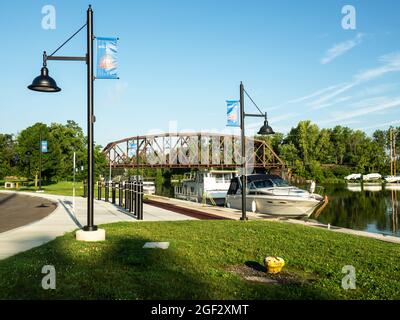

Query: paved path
left=0, top=191, right=195, bottom=260
left=0, top=193, right=57, bottom=233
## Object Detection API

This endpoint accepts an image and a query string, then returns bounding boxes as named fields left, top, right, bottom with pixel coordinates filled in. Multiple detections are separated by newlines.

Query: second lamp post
left=239, top=82, right=275, bottom=220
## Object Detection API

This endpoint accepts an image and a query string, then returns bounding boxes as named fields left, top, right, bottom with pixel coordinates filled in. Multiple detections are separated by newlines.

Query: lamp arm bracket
left=244, top=113, right=266, bottom=118
left=46, top=56, right=87, bottom=62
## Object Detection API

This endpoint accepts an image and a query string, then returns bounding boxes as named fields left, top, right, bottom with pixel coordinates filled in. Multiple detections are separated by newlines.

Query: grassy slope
left=0, top=181, right=86, bottom=197
left=0, top=220, right=399, bottom=300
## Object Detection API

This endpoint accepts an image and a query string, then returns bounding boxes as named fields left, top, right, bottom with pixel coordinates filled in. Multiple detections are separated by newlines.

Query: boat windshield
left=271, top=178, right=290, bottom=187
left=250, top=178, right=290, bottom=189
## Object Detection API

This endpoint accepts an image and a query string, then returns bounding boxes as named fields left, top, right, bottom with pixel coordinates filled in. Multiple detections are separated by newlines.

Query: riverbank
left=0, top=219, right=399, bottom=299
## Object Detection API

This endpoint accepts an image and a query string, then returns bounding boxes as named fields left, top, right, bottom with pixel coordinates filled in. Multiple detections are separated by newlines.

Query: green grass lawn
left=0, top=220, right=399, bottom=300
left=0, top=181, right=85, bottom=197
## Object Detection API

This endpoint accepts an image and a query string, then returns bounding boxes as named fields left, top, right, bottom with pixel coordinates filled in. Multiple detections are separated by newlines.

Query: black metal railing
left=83, top=177, right=144, bottom=220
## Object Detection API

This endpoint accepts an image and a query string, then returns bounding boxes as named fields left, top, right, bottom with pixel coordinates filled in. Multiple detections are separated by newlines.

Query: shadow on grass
left=0, top=224, right=341, bottom=300
left=245, top=260, right=267, bottom=273
left=0, top=232, right=215, bottom=299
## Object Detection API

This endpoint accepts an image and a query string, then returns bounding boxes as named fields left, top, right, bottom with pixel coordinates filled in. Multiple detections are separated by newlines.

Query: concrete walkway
left=0, top=191, right=196, bottom=260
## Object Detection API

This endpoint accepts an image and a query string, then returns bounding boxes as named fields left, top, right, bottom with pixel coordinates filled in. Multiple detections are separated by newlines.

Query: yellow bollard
left=264, top=256, right=285, bottom=274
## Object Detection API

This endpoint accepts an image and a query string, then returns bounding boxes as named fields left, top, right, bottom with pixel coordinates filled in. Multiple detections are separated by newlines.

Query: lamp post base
left=83, top=225, right=98, bottom=231
left=76, top=228, right=105, bottom=242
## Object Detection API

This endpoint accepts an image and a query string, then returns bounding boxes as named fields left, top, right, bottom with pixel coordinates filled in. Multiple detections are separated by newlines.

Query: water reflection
left=313, top=184, right=400, bottom=237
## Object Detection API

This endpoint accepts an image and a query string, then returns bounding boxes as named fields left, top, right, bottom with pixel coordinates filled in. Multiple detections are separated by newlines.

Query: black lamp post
left=239, top=82, right=275, bottom=220
left=28, top=5, right=97, bottom=232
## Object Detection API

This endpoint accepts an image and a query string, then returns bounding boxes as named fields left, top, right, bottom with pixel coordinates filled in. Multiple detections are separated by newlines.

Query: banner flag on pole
left=128, top=143, right=137, bottom=157
left=96, top=37, right=118, bottom=79
left=226, top=100, right=240, bottom=127
left=41, top=140, right=48, bottom=153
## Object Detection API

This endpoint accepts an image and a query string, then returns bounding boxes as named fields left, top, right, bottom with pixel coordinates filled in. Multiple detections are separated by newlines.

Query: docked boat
left=344, top=173, right=362, bottom=181
left=225, top=174, right=326, bottom=218
left=143, top=180, right=156, bottom=195
left=362, top=173, right=382, bottom=181
left=174, top=169, right=237, bottom=205
left=384, top=175, right=400, bottom=183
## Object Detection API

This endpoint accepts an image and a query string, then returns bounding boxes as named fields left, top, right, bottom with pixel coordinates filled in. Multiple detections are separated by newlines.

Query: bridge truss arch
left=103, top=132, right=285, bottom=171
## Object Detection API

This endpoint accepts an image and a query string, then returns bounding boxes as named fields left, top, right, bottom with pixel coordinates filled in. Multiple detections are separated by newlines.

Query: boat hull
left=226, top=194, right=324, bottom=218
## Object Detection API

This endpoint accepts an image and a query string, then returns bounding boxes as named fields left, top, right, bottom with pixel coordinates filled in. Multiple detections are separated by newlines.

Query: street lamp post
left=28, top=5, right=103, bottom=240
left=39, top=132, right=42, bottom=191
left=239, top=82, right=275, bottom=221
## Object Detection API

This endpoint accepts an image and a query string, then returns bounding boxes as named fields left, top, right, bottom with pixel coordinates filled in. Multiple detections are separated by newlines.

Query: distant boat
left=362, top=173, right=382, bottom=181
left=344, top=173, right=362, bottom=181
left=384, top=175, right=400, bottom=183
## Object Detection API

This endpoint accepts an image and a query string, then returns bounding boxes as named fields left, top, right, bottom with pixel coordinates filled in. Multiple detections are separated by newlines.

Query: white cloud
left=309, top=52, right=400, bottom=109
left=320, top=33, right=364, bottom=65
left=359, top=120, right=400, bottom=130
left=321, top=98, right=400, bottom=124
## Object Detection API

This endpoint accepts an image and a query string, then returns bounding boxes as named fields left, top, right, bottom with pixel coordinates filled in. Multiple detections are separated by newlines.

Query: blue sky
left=1, top=0, right=400, bottom=146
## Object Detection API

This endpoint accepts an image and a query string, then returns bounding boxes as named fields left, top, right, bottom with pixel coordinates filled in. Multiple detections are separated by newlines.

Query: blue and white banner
left=41, top=140, right=48, bottom=153
left=226, top=100, right=240, bottom=127
left=96, top=37, right=118, bottom=79
left=128, top=143, right=137, bottom=157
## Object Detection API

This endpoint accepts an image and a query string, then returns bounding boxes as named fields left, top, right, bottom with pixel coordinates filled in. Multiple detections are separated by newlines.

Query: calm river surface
left=155, top=183, right=400, bottom=238
left=312, top=183, right=399, bottom=238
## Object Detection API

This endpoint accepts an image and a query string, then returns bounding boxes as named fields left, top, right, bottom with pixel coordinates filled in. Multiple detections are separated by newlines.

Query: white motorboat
left=344, top=173, right=362, bottom=181
left=225, top=174, right=326, bottom=218
left=384, top=175, right=400, bottom=183
left=362, top=173, right=382, bottom=181
left=174, top=169, right=237, bottom=205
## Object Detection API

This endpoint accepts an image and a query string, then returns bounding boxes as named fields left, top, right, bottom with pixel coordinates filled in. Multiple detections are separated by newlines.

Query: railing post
left=133, top=178, right=138, bottom=217
left=97, top=181, right=102, bottom=200
left=105, top=180, right=109, bottom=202
left=124, top=181, right=128, bottom=210
left=129, top=180, right=134, bottom=213
left=111, top=181, right=116, bottom=204
left=139, top=177, right=144, bottom=220
left=118, top=182, right=122, bottom=207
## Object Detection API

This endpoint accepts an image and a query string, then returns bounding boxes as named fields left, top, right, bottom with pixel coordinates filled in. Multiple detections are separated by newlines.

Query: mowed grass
left=0, top=220, right=399, bottom=300
left=1, top=181, right=86, bottom=197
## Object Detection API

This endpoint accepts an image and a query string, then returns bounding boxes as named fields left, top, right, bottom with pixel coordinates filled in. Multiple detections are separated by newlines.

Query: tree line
left=0, top=120, right=107, bottom=183
left=259, top=120, right=399, bottom=183
left=1, top=120, right=398, bottom=184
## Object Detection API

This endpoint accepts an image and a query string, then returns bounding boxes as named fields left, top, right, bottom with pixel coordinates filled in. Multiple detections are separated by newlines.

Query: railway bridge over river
left=103, top=132, right=285, bottom=172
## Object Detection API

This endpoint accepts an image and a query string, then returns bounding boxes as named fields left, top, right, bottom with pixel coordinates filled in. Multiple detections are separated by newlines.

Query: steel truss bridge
left=103, top=132, right=285, bottom=171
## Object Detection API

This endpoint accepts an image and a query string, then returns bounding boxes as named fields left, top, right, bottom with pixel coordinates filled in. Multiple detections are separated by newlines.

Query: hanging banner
left=226, top=100, right=240, bottom=127
left=96, top=37, right=118, bottom=79
left=128, top=143, right=137, bottom=157
left=41, top=140, right=48, bottom=153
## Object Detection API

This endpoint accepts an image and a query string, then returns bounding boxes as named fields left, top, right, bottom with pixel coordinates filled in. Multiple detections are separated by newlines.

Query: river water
left=312, top=183, right=399, bottom=238
left=155, top=182, right=400, bottom=238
